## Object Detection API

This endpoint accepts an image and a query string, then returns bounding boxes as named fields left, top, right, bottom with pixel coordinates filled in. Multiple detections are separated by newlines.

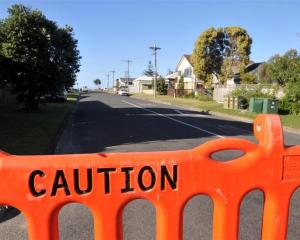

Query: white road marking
left=174, top=109, right=183, bottom=115
left=122, top=100, right=224, bottom=138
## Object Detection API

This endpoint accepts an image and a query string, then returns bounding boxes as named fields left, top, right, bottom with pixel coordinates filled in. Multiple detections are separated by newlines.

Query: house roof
left=245, top=62, right=264, bottom=73
left=176, top=54, right=193, bottom=71
left=165, top=72, right=178, bottom=79
left=117, top=78, right=135, bottom=83
left=183, top=54, right=193, bottom=65
left=133, top=75, right=153, bottom=82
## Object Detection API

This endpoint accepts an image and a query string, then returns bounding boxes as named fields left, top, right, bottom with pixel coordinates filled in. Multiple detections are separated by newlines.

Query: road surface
left=1, top=92, right=300, bottom=239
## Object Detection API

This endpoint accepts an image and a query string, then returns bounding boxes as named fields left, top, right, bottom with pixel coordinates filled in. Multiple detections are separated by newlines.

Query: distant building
left=172, top=54, right=203, bottom=91
left=132, top=75, right=153, bottom=93
left=116, top=77, right=135, bottom=86
left=213, top=62, right=265, bottom=86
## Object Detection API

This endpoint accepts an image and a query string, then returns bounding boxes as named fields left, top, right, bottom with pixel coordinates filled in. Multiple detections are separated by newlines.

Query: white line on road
left=174, top=109, right=184, bottom=115
left=122, top=100, right=224, bottom=138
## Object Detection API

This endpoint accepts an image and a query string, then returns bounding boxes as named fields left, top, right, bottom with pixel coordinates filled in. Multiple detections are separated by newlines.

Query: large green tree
left=263, top=49, right=300, bottom=86
left=0, top=4, right=80, bottom=109
left=262, top=49, right=300, bottom=114
left=192, top=26, right=252, bottom=84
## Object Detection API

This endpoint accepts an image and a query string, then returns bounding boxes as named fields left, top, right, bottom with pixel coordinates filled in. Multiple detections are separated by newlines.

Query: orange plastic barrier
left=0, top=114, right=300, bottom=239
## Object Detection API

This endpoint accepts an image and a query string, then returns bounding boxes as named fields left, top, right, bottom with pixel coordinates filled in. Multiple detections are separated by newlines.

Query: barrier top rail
left=0, top=114, right=300, bottom=240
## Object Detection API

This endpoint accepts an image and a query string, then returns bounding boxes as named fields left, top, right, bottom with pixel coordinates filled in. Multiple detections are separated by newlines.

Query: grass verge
left=132, top=93, right=300, bottom=130
left=0, top=94, right=78, bottom=155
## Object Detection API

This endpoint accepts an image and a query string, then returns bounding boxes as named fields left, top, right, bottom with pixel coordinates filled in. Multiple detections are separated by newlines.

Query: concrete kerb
left=47, top=94, right=80, bottom=154
left=130, top=95, right=300, bottom=135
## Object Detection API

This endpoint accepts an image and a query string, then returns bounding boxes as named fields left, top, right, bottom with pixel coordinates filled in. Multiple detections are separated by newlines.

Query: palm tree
left=93, top=79, right=101, bottom=88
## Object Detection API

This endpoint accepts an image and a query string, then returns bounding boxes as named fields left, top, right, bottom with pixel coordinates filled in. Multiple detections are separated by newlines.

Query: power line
left=149, top=44, right=161, bottom=98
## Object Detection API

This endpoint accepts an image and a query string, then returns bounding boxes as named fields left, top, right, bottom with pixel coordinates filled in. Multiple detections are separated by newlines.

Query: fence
left=213, top=85, right=237, bottom=103
left=213, top=84, right=285, bottom=103
left=0, top=114, right=299, bottom=239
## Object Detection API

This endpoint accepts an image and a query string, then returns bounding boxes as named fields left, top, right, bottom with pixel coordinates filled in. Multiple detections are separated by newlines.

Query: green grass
left=132, top=93, right=300, bottom=130
left=0, top=94, right=78, bottom=155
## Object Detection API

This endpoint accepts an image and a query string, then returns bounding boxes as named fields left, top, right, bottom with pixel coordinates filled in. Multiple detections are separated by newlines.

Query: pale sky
left=1, top=0, right=300, bottom=88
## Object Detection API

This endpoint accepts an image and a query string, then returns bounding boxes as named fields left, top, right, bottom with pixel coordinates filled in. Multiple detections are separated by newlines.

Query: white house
left=131, top=75, right=153, bottom=94
left=174, top=55, right=202, bottom=91
left=116, top=77, right=135, bottom=86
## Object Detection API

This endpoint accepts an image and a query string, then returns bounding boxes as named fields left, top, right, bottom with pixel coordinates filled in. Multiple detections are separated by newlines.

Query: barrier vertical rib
left=156, top=201, right=182, bottom=240
left=213, top=197, right=240, bottom=240
left=94, top=204, right=122, bottom=240
left=261, top=192, right=291, bottom=240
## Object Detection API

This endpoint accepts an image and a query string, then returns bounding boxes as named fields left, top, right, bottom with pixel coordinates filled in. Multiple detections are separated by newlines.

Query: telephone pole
left=123, top=60, right=132, bottom=86
left=111, top=70, right=116, bottom=88
left=107, top=73, right=110, bottom=90
left=149, top=44, right=161, bottom=98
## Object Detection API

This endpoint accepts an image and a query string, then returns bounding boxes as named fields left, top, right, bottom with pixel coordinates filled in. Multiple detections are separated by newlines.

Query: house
left=212, top=62, right=266, bottom=102
left=164, top=72, right=178, bottom=89
left=131, top=75, right=153, bottom=94
left=213, top=62, right=264, bottom=86
left=115, top=77, right=135, bottom=86
left=173, top=54, right=202, bottom=92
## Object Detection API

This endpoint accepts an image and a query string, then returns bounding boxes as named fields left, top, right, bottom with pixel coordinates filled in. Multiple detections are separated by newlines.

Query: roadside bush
left=181, top=92, right=212, bottom=101
left=280, top=81, right=300, bottom=115
left=182, top=92, right=194, bottom=98
left=157, top=77, right=167, bottom=95
left=195, top=94, right=212, bottom=101
left=279, top=99, right=300, bottom=115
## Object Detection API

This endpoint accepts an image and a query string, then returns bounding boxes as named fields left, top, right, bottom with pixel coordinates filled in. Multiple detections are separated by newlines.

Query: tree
left=143, top=61, right=154, bottom=76
left=178, top=76, right=184, bottom=90
left=192, top=26, right=252, bottom=85
left=157, top=77, right=167, bottom=95
left=263, top=49, right=300, bottom=86
left=240, top=72, right=256, bottom=84
left=262, top=49, right=300, bottom=114
left=0, top=4, right=80, bottom=109
left=93, top=79, right=101, bottom=87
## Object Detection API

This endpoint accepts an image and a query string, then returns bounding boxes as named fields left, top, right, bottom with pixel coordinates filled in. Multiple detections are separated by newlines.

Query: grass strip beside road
left=0, top=94, right=78, bottom=155
left=132, top=94, right=300, bottom=130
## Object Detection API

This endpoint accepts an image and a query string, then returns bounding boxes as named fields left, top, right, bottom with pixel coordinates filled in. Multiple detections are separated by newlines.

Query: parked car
left=118, top=86, right=129, bottom=96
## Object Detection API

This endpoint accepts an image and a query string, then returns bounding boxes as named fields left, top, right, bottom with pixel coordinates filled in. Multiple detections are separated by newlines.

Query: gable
left=176, top=55, right=193, bottom=71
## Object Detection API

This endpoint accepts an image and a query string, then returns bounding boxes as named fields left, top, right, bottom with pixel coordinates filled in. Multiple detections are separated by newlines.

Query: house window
left=184, top=68, right=192, bottom=77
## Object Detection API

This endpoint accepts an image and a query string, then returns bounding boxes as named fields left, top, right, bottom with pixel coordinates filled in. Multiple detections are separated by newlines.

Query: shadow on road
left=0, top=207, right=20, bottom=223
left=58, top=93, right=255, bottom=153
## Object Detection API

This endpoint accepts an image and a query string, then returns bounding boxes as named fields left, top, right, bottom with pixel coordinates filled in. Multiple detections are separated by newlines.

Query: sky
left=1, top=0, right=300, bottom=89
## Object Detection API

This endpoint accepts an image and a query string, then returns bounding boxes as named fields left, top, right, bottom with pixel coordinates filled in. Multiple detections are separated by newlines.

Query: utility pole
left=123, top=60, right=132, bottom=86
left=107, top=73, right=110, bottom=90
left=149, top=44, right=161, bottom=98
left=111, top=70, right=116, bottom=89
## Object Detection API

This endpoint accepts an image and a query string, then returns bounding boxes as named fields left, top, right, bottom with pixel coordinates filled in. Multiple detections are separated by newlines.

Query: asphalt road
left=1, top=92, right=300, bottom=239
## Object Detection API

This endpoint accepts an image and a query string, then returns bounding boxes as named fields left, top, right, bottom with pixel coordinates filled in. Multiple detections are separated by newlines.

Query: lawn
left=132, top=94, right=300, bottom=130
left=0, top=94, right=78, bottom=155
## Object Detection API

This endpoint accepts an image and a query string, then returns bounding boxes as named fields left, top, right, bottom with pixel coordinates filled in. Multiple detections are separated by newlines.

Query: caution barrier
left=0, top=114, right=300, bottom=239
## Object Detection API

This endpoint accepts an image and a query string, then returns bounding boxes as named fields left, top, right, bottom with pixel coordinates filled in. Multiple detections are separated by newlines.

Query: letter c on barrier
left=29, top=170, right=46, bottom=197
